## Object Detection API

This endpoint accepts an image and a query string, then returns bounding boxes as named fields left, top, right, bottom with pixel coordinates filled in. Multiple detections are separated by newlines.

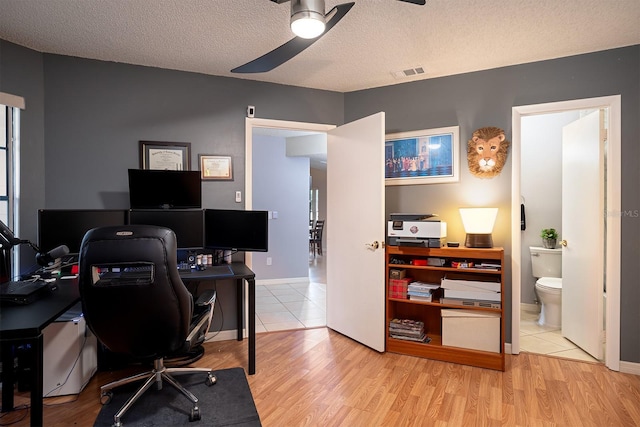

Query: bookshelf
left=386, top=245, right=505, bottom=371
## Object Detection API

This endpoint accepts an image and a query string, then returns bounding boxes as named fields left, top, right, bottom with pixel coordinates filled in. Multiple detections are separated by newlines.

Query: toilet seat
left=536, top=277, right=562, bottom=292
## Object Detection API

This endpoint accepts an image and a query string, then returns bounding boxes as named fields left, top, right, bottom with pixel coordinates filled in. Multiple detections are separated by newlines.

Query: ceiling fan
left=231, top=0, right=426, bottom=74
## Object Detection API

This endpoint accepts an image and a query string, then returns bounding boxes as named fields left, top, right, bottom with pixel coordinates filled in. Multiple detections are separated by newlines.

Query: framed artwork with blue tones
left=385, top=126, right=459, bottom=185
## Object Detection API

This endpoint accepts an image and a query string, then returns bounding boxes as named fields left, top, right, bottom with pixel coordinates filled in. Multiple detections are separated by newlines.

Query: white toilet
left=530, top=246, right=563, bottom=328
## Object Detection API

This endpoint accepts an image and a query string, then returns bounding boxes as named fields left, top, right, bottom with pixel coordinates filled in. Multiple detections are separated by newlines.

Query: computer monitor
left=204, top=209, right=268, bottom=252
left=128, top=169, right=202, bottom=209
left=128, top=209, right=204, bottom=250
left=37, top=209, right=129, bottom=254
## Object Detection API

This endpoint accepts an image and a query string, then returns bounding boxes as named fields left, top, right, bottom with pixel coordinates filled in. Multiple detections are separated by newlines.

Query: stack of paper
left=408, top=281, right=439, bottom=302
left=441, top=278, right=500, bottom=304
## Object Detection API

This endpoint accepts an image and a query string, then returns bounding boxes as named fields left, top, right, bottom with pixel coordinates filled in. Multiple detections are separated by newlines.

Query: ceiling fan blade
left=231, top=2, right=355, bottom=74
left=398, top=0, right=426, bottom=5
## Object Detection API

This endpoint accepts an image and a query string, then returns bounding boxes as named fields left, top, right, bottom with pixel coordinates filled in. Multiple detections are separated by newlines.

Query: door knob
left=365, top=241, right=380, bottom=250
left=560, top=240, right=568, bottom=247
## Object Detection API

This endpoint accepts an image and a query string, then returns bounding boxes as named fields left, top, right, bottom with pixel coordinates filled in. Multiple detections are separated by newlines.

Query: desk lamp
left=459, top=208, right=498, bottom=248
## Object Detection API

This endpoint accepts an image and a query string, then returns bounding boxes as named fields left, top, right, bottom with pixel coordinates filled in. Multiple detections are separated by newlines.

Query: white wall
left=520, top=110, right=579, bottom=303
left=252, top=135, right=310, bottom=281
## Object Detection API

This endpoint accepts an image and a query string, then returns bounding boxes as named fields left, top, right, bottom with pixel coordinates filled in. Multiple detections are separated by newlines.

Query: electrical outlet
left=266, top=257, right=272, bottom=266
left=235, top=191, right=242, bottom=203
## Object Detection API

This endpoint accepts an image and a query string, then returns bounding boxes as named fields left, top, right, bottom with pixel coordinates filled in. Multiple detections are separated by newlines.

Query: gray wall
left=345, top=46, right=640, bottom=362
left=252, top=134, right=309, bottom=281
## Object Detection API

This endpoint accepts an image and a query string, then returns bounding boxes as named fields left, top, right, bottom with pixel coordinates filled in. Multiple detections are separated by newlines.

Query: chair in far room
left=309, top=220, right=325, bottom=257
left=78, top=224, right=217, bottom=426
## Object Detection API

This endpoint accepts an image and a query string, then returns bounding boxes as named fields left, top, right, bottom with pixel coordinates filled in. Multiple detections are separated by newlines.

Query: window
left=309, top=188, right=319, bottom=223
left=1, top=103, right=20, bottom=278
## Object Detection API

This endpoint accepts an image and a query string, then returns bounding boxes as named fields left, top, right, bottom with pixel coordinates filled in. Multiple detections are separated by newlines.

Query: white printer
left=387, top=213, right=446, bottom=247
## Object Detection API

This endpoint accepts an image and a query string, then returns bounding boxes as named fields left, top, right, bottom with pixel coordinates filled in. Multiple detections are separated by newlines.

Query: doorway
left=246, top=118, right=335, bottom=333
left=511, top=96, right=621, bottom=371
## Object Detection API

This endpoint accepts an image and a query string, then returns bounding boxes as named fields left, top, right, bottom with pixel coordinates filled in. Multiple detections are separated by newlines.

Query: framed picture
left=385, top=126, right=459, bottom=185
left=199, top=155, right=233, bottom=181
left=139, top=141, right=191, bottom=170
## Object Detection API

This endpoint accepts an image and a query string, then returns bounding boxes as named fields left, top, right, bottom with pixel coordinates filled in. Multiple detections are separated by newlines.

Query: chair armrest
left=195, top=289, right=216, bottom=306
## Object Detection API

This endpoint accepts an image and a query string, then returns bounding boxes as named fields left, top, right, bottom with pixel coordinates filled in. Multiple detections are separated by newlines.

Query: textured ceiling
left=0, top=0, right=638, bottom=92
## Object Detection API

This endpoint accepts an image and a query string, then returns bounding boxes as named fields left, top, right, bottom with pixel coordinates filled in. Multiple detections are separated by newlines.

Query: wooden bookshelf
left=386, top=245, right=505, bottom=371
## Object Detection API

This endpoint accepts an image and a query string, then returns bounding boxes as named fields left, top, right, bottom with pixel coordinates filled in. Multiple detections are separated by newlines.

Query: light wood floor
left=3, top=328, right=640, bottom=426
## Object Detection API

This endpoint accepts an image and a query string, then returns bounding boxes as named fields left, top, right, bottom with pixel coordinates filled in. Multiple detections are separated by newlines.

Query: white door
left=561, top=109, right=605, bottom=360
left=326, top=112, right=386, bottom=351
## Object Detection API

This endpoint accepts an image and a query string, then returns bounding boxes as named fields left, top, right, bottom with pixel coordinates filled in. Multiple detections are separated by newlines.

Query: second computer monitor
left=128, top=209, right=204, bottom=250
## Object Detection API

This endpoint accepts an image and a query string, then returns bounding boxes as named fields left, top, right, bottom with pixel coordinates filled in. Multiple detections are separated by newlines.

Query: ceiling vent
left=392, top=66, right=426, bottom=79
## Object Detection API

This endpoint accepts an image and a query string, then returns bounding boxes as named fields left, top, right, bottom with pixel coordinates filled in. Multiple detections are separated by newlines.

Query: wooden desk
left=179, top=262, right=256, bottom=375
left=0, top=278, right=80, bottom=427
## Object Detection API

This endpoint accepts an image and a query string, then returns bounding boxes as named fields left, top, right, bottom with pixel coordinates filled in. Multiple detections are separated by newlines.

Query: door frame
left=510, top=95, right=621, bottom=371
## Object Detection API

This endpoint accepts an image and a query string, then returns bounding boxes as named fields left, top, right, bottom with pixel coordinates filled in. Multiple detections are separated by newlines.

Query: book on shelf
left=390, top=333, right=431, bottom=343
left=389, top=318, right=424, bottom=330
left=409, top=294, right=432, bottom=302
left=409, top=281, right=440, bottom=290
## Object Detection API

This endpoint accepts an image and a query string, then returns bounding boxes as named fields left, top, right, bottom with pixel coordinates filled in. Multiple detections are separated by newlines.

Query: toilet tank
left=529, top=246, right=562, bottom=278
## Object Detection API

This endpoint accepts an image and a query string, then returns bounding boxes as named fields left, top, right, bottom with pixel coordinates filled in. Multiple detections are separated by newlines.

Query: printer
left=387, top=213, right=446, bottom=248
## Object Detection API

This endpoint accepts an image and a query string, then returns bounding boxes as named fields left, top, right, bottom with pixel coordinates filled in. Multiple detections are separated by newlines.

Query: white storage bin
left=43, top=309, right=97, bottom=396
left=441, top=309, right=501, bottom=353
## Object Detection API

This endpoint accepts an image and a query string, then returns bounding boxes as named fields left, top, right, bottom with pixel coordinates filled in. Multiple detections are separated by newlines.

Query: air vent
left=392, top=66, right=426, bottom=79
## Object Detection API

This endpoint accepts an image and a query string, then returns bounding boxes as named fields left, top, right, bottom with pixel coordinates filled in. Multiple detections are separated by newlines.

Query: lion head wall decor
left=467, top=126, right=511, bottom=178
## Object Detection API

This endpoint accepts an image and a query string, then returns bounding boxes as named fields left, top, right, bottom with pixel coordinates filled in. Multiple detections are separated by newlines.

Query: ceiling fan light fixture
left=290, top=0, right=326, bottom=39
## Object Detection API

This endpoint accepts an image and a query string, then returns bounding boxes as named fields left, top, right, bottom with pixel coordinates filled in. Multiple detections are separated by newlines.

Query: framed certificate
left=199, top=155, right=233, bottom=181
left=139, top=141, right=191, bottom=170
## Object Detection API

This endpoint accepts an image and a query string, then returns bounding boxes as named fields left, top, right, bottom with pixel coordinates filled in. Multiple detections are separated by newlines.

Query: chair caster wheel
left=206, top=373, right=217, bottom=386
left=190, top=407, right=201, bottom=421
left=100, top=391, right=113, bottom=405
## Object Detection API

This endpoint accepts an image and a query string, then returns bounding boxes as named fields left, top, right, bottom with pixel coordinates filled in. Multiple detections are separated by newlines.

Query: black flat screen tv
left=129, top=209, right=204, bottom=250
left=128, top=169, right=202, bottom=209
left=38, top=209, right=129, bottom=253
left=204, top=209, right=268, bottom=252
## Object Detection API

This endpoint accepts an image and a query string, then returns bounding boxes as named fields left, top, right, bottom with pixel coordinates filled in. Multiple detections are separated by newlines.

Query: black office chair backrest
left=78, top=225, right=193, bottom=359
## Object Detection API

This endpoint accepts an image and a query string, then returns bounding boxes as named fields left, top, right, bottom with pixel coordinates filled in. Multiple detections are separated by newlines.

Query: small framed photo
left=199, top=155, right=233, bottom=181
left=139, top=141, right=191, bottom=170
left=385, top=126, right=460, bottom=185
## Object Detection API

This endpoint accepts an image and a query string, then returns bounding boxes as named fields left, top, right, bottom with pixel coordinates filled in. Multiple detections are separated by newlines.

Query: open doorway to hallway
left=255, top=256, right=326, bottom=333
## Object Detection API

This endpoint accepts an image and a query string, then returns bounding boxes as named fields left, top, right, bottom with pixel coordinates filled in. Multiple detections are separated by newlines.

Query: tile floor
left=255, top=256, right=326, bottom=333
left=520, top=304, right=599, bottom=363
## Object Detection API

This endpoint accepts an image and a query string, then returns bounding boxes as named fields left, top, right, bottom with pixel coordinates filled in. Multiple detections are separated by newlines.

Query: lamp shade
left=459, top=208, right=498, bottom=248
left=290, top=0, right=326, bottom=39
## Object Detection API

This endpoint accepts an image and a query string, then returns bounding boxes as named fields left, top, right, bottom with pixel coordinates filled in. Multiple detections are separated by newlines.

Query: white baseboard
left=619, top=361, right=640, bottom=376
left=504, top=342, right=512, bottom=354
left=256, top=277, right=309, bottom=286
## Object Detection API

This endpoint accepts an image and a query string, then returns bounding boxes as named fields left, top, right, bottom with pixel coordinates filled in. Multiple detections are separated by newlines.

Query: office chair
left=78, top=225, right=217, bottom=427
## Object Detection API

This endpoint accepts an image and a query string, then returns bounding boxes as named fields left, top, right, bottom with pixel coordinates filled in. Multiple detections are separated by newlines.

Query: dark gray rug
left=94, top=367, right=261, bottom=427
